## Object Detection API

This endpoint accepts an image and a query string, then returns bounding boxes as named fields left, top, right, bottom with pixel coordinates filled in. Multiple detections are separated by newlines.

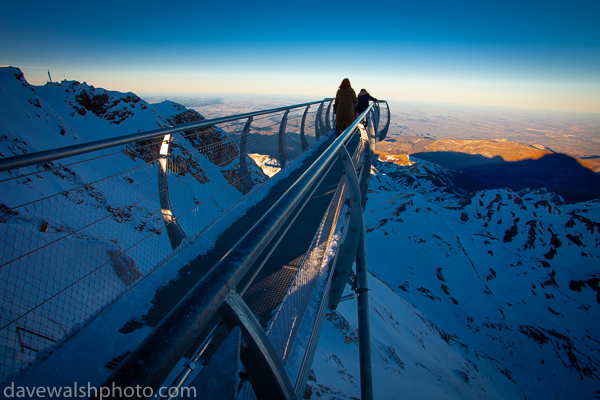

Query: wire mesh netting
left=0, top=101, right=333, bottom=383
left=237, top=135, right=358, bottom=400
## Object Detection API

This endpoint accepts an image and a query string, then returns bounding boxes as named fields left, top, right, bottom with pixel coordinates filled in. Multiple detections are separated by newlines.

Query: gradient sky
left=1, top=0, right=599, bottom=112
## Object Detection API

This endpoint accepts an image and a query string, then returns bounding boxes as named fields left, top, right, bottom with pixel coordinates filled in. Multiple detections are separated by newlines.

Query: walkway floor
left=115, top=132, right=360, bottom=366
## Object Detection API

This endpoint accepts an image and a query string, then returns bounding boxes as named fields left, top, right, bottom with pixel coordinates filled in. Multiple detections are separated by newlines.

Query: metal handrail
left=0, top=99, right=334, bottom=173
left=99, top=102, right=381, bottom=394
left=0, top=94, right=389, bottom=395
left=0, top=97, right=336, bottom=385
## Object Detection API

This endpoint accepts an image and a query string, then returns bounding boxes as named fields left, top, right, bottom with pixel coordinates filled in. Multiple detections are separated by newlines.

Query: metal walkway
left=0, top=98, right=390, bottom=399
left=121, top=133, right=353, bottom=335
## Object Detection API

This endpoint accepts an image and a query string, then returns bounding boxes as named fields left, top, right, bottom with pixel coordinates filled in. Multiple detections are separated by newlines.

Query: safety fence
left=100, top=102, right=387, bottom=400
left=0, top=99, right=337, bottom=383
left=0, top=98, right=390, bottom=399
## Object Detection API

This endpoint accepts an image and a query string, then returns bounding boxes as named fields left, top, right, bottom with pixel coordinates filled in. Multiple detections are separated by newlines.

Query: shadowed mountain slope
left=412, top=151, right=600, bottom=203
left=310, top=155, right=600, bottom=400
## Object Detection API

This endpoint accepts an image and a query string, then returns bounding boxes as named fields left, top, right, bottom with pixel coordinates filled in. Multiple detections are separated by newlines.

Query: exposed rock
left=108, top=250, right=143, bottom=286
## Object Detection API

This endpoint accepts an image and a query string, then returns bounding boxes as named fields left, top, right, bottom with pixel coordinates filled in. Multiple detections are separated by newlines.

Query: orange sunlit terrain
left=376, top=137, right=600, bottom=172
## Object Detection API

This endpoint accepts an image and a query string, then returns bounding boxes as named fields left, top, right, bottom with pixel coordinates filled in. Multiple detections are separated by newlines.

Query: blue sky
left=1, top=0, right=599, bottom=112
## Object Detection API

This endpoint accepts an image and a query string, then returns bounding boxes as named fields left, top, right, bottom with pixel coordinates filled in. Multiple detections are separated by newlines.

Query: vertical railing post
left=372, top=103, right=380, bottom=135
left=315, top=103, right=324, bottom=141
left=358, top=124, right=372, bottom=207
left=278, top=110, right=290, bottom=167
left=337, top=144, right=373, bottom=400
left=239, top=117, right=254, bottom=194
left=378, top=102, right=391, bottom=141
left=358, top=119, right=375, bottom=400
left=300, top=105, right=310, bottom=151
left=355, top=226, right=372, bottom=400
left=158, top=133, right=187, bottom=249
left=325, top=100, right=333, bottom=133
left=219, top=292, right=296, bottom=399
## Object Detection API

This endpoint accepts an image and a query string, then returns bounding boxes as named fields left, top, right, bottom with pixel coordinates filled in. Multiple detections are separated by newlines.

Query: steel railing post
left=355, top=227, right=372, bottom=400
left=378, top=102, right=391, bottom=141
left=219, top=292, right=296, bottom=399
left=372, top=104, right=380, bottom=134
left=337, top=144, right=373, bottom=400
left=315, top=102, right=324, bottom=141
left=358, top=124, right=372, bottom=207
left=325, top=100, right=333, bottom=132
left=300, top=105, right=310, bottom=152
left=158, top=134, right=187, bottom=249
left=239, top=116, right=254, bottom=194
left=278, top=110, right=290, bottom=167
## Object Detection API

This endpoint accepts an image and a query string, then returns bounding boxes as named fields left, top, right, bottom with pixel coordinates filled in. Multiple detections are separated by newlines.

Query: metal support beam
left=327, top=144, right=363, bottom=309
left=158, top=134, right=187, bottom=249
left=315, top=103, right=323, bottom=141
left=239, top=117, right=255, bottom=194
left=372, top=103, right=380, bottom=135
left=300, top=105, right=310, bottom=152
left=358, top=121, right=374, bottom=207
left=188, top=326, right=242, bottom=399
left=325, top=100, right=333, bottom=132
left=355, top=227, right=373, bottom=400
left=220, top=292, right=296, bottom=400
left=357, top=115, right=375, bottom=399
left=378, top=102, right=391, bottom=141
left=328, top=142, right=373, bottom=399
left=278, top=110, right=290, bottom=167
left=338, top=293, right=358, bottom=303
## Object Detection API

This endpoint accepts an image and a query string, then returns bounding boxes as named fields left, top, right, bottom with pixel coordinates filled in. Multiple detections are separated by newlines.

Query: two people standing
left=334, top=78, right=378, bottom=136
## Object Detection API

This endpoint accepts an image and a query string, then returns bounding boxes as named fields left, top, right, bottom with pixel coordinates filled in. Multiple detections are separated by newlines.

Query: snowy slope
left=0, top=67, right=267, bottom=383
left=3, top=66, right=599, bottom=398
left=311, top=155, right=600, bottom=399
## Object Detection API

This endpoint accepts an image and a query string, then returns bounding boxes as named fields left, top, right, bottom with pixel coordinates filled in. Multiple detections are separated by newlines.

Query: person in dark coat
left=334, top=78, right=357, bottom=136
left=355, top=88, right=379, bottom=128
left=356, top=89, right=378, bottom=116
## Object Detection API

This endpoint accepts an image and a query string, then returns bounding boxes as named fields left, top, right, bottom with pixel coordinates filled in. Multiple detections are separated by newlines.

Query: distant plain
left=384, top=100, right=600, bottom=159
left=143, top=94, right=600, bottom=172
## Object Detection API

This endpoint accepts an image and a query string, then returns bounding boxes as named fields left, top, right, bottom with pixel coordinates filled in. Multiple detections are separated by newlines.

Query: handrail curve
left=0, top=97, right=390, bottom=399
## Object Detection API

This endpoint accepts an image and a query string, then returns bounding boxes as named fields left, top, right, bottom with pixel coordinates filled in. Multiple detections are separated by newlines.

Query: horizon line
left=137, top=92, right=600, bottom=116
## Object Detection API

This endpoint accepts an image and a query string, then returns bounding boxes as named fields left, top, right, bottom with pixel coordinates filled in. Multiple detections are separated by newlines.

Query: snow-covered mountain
left=0, top=65, right=265, bottom=207
left=2, top=66, right=599, bottom=399
left=0, top=66, right=267, bottom=382
left=310, top=155, right=600, bottom=399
